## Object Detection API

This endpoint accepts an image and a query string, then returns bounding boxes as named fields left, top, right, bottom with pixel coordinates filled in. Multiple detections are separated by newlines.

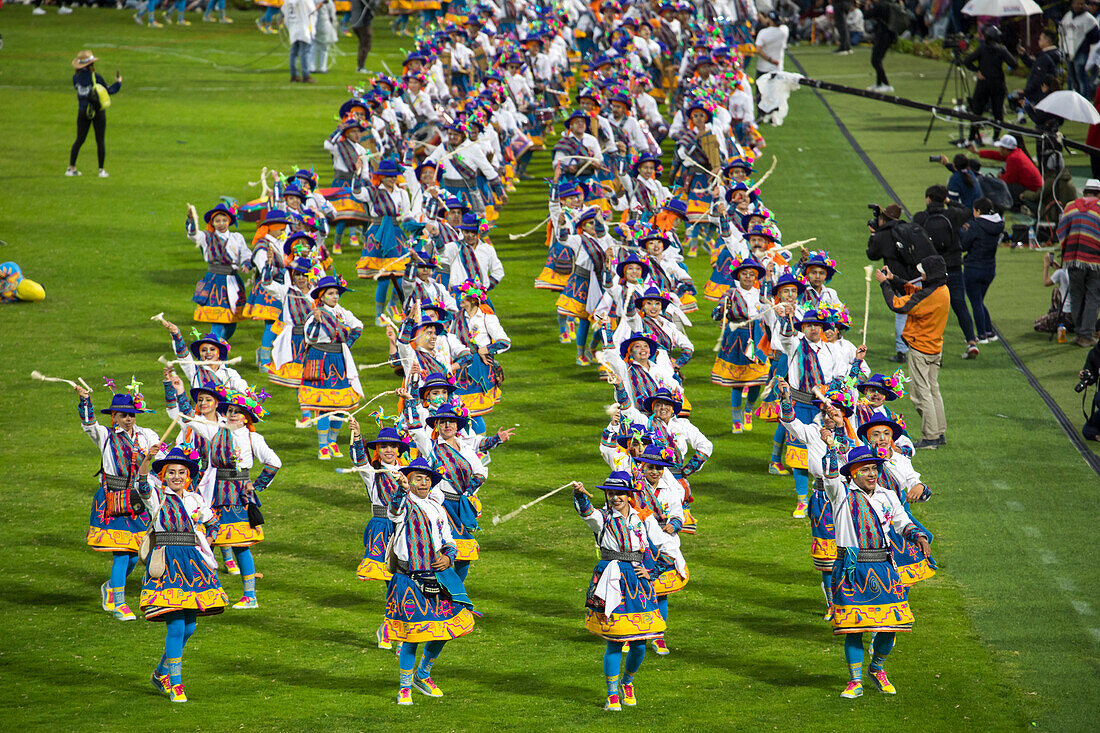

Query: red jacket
left=978, top=148, right=1043, bottom=191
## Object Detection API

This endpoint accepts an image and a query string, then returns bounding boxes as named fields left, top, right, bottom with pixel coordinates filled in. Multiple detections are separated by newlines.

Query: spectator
left=835, top=0, right=854, bottom=53
left=311, top=0, right=338, bottom=75
left=913, top=184, right=977, bottom=357
left=755, top=12, right=791, bottom=78
left=847, top=3, right=865, bottom=45
left=1042, top=252, right=1074, bottom=334
left=1017, top=29, right=1062, bottom=120
left=939, top=153, right=984, bottom=208
left=284, top=0, right=315, bottom=83
left=67, top=50, right=121, bottom=179
left=865, top=0, right=903, bottom=92
left=960, top=197, right=1004, bottom=346
left=970, top=134, right=1042, bottom=209
left=1087, top=85, right=1100, bottom=178
left=875, top=255, right=951, bottom=449
left=349, top=0, right=376, bottom=75
left=963, top=26, right=1017, bottom=143
left=866, top=203, right=931, bottom=363
left=1056, top=178, right=1100, bottom=347
left=1059, top=0, right=1099, bottom=96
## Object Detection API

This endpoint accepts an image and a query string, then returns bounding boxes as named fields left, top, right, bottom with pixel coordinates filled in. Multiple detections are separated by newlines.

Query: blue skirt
left=830, top=549, right=913, bottom=635
left=703, top=247, right=736, bottom=301
left=583, top=559, right=667, bottom=641
left=209, top=503, right=264, bottom=547
left=555, top=268, right=590, bottom=318
left=809, top=489, right=836, bottom=571
left=299, top=345, right=358, bottom=411
left=452, top=353, right=501, bottom=417
left=87, top=484, right=150, bottom=552
left=385, top=571, right=476, bottom=643
left=357, top=515, right=394, bottom=581
left=192, top=272, right=244, bottom=323
left=782, top=402, right=816, bottom=471
left=356, top=216, right=405, bottom=278
left=890, top=515, right=937, bottom=586
left=442, top=495, right=480, bottom=562
left=140, top=544, right=229, bottom=620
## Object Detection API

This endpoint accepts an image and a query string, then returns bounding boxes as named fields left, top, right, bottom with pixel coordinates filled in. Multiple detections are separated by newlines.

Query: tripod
left=923, top=50, right=972, bottom=146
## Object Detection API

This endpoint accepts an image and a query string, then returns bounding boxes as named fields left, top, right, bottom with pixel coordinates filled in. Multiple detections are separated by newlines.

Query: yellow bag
left=93, top=83, right=111, bottom=111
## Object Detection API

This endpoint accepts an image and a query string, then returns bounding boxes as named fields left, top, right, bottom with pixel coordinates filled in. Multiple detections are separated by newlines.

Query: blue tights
left=844, top=631, right=895, bottom=680
left=261, top=321, right=276, bottom=349
left=374, top=279, right=399, bottom=317
left=793, top=467, right=809, bottom=501
left=771, top=423, right=787, bottom=463
left=158, top=610, right=198, bottom=685
left=731, top=385, right=762, bottom=415
left=315, top=415, right=344, bottom=449
left=576, top=319, right=591, bottom=352
left=604, top=640, right=645, bottom=692
left=209, top=322, right=236, bottom=340
left=232, top=546, right=256, bottom=598
left=399, top=640, right=447, bottom=685
left=110, top=551, right=139, bottom=590
left=205, top=0, right=226, bottom=15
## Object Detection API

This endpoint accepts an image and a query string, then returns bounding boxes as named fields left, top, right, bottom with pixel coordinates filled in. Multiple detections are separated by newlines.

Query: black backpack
left=980, top=174, right=1013, bottom=212
left=919, top=211, right=958, bottom=257
left=885, top=1, right=909, bottom=35
left=892, top=221, right=937, bottom=270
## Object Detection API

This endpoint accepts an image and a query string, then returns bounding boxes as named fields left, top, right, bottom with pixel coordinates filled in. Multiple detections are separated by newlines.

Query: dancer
left=711, top=256, right=769, bottom=433
left=449, top=280, right=510, bottom=427
left=136, top=446, right=228, bottom=703
left=76, top=382, right=157, bottom=621
left=162, top=320, right=248, bottom=393
left=186, top=202, right=251, bottom=341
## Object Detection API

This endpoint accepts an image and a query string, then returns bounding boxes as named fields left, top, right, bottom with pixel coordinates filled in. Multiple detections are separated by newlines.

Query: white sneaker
left=98, top=169, right=109, bottom=178
left=356, top=67, right=371, bottom=74
left=58, top=5, right=74, bottom=14
left=65, top=168, right=81, bottom=177
left=879, top=85, right=894, bottom=93
left=33, top=7, right=47, bottom=15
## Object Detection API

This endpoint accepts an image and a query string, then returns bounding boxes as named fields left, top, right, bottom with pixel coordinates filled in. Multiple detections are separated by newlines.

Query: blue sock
left=222, top=547, right=234, bottom=564
left=822, top=571, right=833, bottom=606
left=621, top=640, right=646, bottom=684
left=374, top=280, right=390, bottom=316
left=109, top=551, right=131, bottom=597
left=731, top=388, right=744, bottom=414
left=469, top=416, right=486, bottom=435
left=417, top=639, right=446, bottom=679
left=454, top=560, right=470, bottom=582
left=399, top=642, right=418, bottom=687
left=576, top=320, right=590, bottom=352
left=844, top=634, right=864, bottom=681
left=234, top=547, right=256, bottom=598
left=327, top=418, right=342, bottom=446
left=316, top=416, right=331, bottom=449
left=657, top=595, right=668, bottom=621
left=793, top=468, right=809, bottom=500
left=557, top=314, right=569, bottom=335
left=603, top=641, right=622, bottom=694
left=869, top=632, right=895, bottom=671
left=155, top=653, right=168, bottom=676
left=334, top=220, right=346, bottom=244
left=261, top=322, right=276, bottom=349
left=126, top=552, right=139, bottom=575
left=182, top=610, right=198, bottom=646
left=164, top=612, right=186, bottom=685
left=771, top=424, right=786, bottom=463
left=206, top=0, right=218, bottom=14
left=223, top=322, right=236, bottom=340
left=743, top=385, right=762, bottom=415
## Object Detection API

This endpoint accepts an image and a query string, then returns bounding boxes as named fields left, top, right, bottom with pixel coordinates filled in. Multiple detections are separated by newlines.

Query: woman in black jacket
left=960, top=197, right=1004, bottom=343
left=68, top=50, right=121, bottom=178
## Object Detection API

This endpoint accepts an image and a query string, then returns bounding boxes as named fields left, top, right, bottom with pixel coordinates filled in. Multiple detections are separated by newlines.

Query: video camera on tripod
left=943, top=33, right=970, bottom=57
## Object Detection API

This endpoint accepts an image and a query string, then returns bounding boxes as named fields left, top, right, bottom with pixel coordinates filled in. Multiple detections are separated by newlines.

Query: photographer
left=1078, top=341, right=1100, bottom=440
left=938, top=153, right=984, bottom=208
left=912, top=184, right=979, bottom=357
left=866, top=202, right=936, bottom=362
left=963, top=26, right=1018, bottom=143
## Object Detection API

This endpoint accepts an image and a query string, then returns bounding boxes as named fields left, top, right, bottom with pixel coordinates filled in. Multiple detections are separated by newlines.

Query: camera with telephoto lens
left=867, top=203, right=883, bottom=230
left=1077, top=369, right=1096, bottom=393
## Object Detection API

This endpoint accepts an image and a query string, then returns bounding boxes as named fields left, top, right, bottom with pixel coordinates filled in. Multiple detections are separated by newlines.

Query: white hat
left=1085, top=178, right=1100, bottom=193
left=992, top=134, right=1018, bottom=150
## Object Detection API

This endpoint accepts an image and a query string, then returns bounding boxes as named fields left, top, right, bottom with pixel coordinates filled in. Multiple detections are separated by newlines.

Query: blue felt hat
left=419, top=298, right=451, bottom=322
left=189, top=380, right=224, bottom=406
left=615, top=251, right=651, bottom=279
left=686, top=99, right=713, bottom=121
left=287, top=256, right=314, bottom=275
left=203, top=203, right=237, bottom=226
left=310, top=275, right=347, bottom=300
left=811, top=393, right=855, bottom=418
left=565, top=109, right=590, bottom=127
left=282, top=184, right=308, bottom=202
left=292, top=169, right=318, bottom=190
left=638, top=230, right=671, bottom=249
left=577, top=87, right=603, bottom=106
left=857, top=417, right=903, bottom=442
left=798, top=309, right=830, bottom=329
left=661, top=198, right=688, bottom=218
left=151, top=446, right=201, bottom=478
left=619, top=331, right=660, bottom=360
left=804, top=251, right=838, bottom=281
left=725, top=157, right=754, bottom=174
left=773, top=271, right=808, bottom=296
left=188, top=333, right=230, bottom=362
left=426, top=404, right=470, bottom=430
left=339, top=98, right=368, bottom=118
left=400, top=456, right=443, bottom=486
left=374, top=159, right=402, bottom=177
left=411, top=315, right=446, bottom=335
left=642, top=387, right=683, bottom=415
left=633, top=286, right=671, bottom=310
left=413, top=250, right=438, bottom=268
left=340, top=117, right=366, bottom=132
left=417, top=372, right=458, bottom=398
left=415, top=160, right=440, bottom=183
left=263, top=209, right=291, bottom=226
left=840, top=445, right=887, bottom=478
left=557, top=181, right=583, bottom=199
left=403, top=51, right=428, bottom=66
left=596, top=470, right=642, bottom=493
left=635, top=444, right=674, bottom=468
left=608, top=91, right=632, bottom=108
left=632, top=152, right=661, bottom=176
left=614, top=423, right=654, bottom=449
left=857, top=374, right=899, bottom=401
left=730, top=255, right=766, bottom=279
left=282, top=231, right=316, bottom=257
left=458, top=212, right=481, bottom=232
left=443, top=196, right=468, bottom=214
left=745, top=224, right=778, bottom=243
left=576, top=208, right=599, bottom=228
left=100, top=393, right=150, bottom=415
left=365, top=426, right=410, bottom=452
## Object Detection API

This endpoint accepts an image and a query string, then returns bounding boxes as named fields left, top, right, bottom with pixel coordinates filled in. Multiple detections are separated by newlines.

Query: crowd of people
left=45, top=0, right=957, bottom=713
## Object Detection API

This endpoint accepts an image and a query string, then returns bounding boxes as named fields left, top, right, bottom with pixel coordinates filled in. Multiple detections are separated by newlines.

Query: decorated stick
left=335, top=465, right=403, bottom=477
left=753, top=155, right=779, bottom=189
left=349, top=389, right=399, bottom=416
left=161, top=356, right=243, bottom=367
left=491, top=482, right=575, bottom=525
left=150, top=312, right=170, bottom=326
left=862, top=265, right=874, bottom=343
left=30, top=371, right=79, bottom=389
left=153, top=416, right=182, bottom=452
left=371, top=253, right=412, bottom=280
left=77, top=377, right=93, bottom=393
left=508, top=215, right=551, bottom=241
left=358, top=359, right=399, bottom=371
left=774, top=237, right=817, bottom=253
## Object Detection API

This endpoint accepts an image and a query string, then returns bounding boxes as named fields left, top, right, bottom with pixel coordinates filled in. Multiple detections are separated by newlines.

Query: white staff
left=159, top=355, right=244, bottom=367
left=862, top=264, right=874, bottom=343
left=752, top=155, right=779, bottom=189
left=508, top=215, right=551, bottom=241
left=491, top=481, right=575, bottom=525
left=31, top=371, right=92, bottom=391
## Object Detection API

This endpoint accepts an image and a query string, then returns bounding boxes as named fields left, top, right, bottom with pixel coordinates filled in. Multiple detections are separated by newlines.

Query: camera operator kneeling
left=1078, top=342, right=1100, bottom=440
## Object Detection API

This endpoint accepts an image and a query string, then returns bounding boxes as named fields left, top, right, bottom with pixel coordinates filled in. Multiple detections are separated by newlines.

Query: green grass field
left=1, top=11, right=1098, bottom=730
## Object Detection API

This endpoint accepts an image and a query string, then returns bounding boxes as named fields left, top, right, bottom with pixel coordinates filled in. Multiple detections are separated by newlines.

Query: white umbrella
left=1035, top=90, right=1100, bottom=124
left=961, top=0, right=1041, bottom=17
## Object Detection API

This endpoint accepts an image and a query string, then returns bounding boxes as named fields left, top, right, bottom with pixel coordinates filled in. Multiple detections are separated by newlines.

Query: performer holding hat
left=74, top=381, right=157, bottom=621
left=135, top=446, right=229, bottom=703
left=67, top=50, right=121, bottom=179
